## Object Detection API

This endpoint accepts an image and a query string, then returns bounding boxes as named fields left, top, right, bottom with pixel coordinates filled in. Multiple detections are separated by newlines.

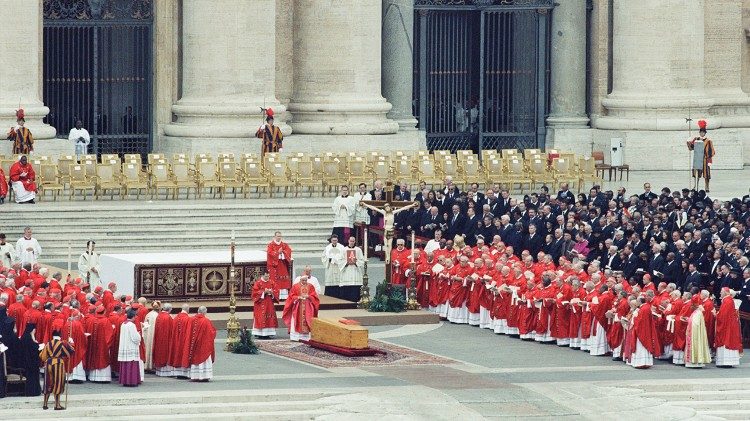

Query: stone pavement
left=1, top=322, right=748, bottom=420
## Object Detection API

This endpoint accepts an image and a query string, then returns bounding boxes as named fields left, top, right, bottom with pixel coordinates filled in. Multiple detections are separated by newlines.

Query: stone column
left=163, top=0, right=288, bottom=147
left=382, top=0, right=418, bottom=130
left=288, top=0, right=398, bottom=135
left=598, top=0, right=708, bottom=130
left=0, top=0, right=55, bottom=139
left=547, top=0, right=589, bottom=127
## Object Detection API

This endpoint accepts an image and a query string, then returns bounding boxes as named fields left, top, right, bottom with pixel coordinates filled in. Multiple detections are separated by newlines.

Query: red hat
left=81, top=283, right=89, bottom=289
left=266, top=107, right=274, bottom=118
left=721, top=287, right=731, bottom=294
left=94, top=286, right=103, bottom=294
left=16, top=108, right=24, bottom=121
left=643, top=274, right=651, bottom=281
left=96, top=305, right=105, bottom=315
left=8, top=270, right=16, bottom=276
left=691, top=295, right=702, bottom=305
left=125, top=295, right=133, bottom=302
left=698, top=119, right=707, bottom=130
left=107, top=281, right=117, bottom=289
left=658, top=282, right=667, bottom=288
left=71, top=309, right=81, bottom=318
left=62, top=296, right=71, bottom=303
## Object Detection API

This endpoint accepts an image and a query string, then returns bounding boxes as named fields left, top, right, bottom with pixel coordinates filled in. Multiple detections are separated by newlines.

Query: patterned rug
left=256, top=339, right=456, bottom=368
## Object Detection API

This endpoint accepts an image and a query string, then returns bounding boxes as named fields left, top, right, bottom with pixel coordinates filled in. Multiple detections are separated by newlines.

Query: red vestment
left=702, top=299, right=716, bottom=350
left=0, top=168, right=7, bottom=197
left=109, top=312, right=126, bottom=372
left=517, top=287, right=537, bottom=335
left=568, top=288, right=586, bottom=339
left=282, top=282, right=320, bottom=334
left=672, top=302, right=693, bottom=351
left=714, top=296, right=742, bottom=351
left=62, top=319, right=87, bottom=373
left=448, top=264, right=473, bottom=309
left=267, top=240, right=293, bottom=290
left=85, top=314, right=113, bottom=370
left=416, top=260, right=434, bottom=308
left=467, top=268, right=485, bottom=314
left=535, top=285, right=556, bottom=335
left=252, top=278, right=279, bottom=332
left=633, top=302, right=661, bottom=357
left=390, top=248, right=411, bottom=285
left=606, top=297, right=630, bottom=350
left=169, top=312, right=191, bottom=370
left=7, top=302, right=26, bottom=337
left=552, top=284, right=572, bottom=339
left=186, top=314, right=216, bottom=365
left=9, top=161, right=36, bottom=192
left=152, top=311, right=174, bottom=369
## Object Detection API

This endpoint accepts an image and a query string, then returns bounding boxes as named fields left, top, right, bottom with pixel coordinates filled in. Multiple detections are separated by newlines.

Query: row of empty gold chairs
left=1, top=149, right=602, bottom=200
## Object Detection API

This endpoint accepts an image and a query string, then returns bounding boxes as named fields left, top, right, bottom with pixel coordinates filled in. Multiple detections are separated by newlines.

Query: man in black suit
left=683, top=262, right=703, bottom=291
left=588, top=188, right=607, bottom=213
left=620, top=245, right=639, bottom=280
left=462, top=206, right=480, bottom=246
left=549, top=228, right=564, bottom=263
left=648, top=243, right=665, bottom=275
left=420, top=206, right=444, bottom=239
left=495, top=189, right=511, bottom=216
left=629, top=232, right=647, bottom=257
left=445, top=204, right=466, bottom=240
left=523, top=224, right=544, bottom=259
left=605, top=245, right=622, bottom=271
left=638, top=182, right=658, bottom=202
left=467, top=183, right=485, bottom=213
left=442, top=176, right=461, bottom=200
left=434, top=190, right=453, bottom=217
left=556, top=183, right=575, bottom=205
left=505, top=222, right=524, bottom=255
left=662, top=252, right=681, bottom=284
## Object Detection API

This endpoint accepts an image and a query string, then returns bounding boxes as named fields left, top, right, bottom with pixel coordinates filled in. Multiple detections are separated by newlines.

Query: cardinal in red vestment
left=152, top=304, right=175, bottom=377
left=185, top=307, right=216, bottom=381
left=714, top=288, right=743, bottom=367
left=169, top=305, right=192, bottom=378
left=7, top=298, right=26, bottom=338
left=267, top=232, right=293, bottom=297
left=85, top=306, right=114, bottom=382
left=630, top=298, right=661, bottom=368
left=9, top=155, right=37, bottom=204
left=252, top=273, right=279, bottom=337
left=62, top=310, right=88, bottom=382
left=282, top=277, right=320, bottom=341
left=390, top=240, right=411, bottom=286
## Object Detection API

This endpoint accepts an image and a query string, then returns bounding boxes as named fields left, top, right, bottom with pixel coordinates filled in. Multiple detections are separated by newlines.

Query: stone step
left=638, top=381, right=750, bottom=394
left=694, top=410, right=750, bottom=420
left=0, top=390, right=340, bottom=410
left=6, top=400, right=333, bottom=419
left=665, top=400, right=750, bottom=411
left=649, top=391, right=750, bottom=402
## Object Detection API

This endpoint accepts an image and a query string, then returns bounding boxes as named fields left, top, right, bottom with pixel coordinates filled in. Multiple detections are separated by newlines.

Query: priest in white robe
left=78, top=240, right=101, bottom=288
left=333, top=236, right=365, bottom=302
left=68, top=120, right=90, bottom=160
left=331, top=186, right=355, bottom=245
left=322, top=236, right=346, bottom=292
left=16, top=227, right=41, bottom=266
left=0, top=233, right=17, bottom=268
left=142, top=301, right=160, bottom=372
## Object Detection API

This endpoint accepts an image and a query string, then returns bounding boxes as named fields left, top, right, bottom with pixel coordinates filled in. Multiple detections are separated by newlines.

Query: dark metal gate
left=42, top=0, right=153, bottom=157
left=414, top=0, right=552, bottom=153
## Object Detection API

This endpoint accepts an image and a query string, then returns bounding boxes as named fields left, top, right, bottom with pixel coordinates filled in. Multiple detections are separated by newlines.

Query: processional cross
left=359, top=181, right=419, bottom=283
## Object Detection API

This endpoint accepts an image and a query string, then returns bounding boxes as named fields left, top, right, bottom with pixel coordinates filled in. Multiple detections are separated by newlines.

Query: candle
left=363, top=227, right=368, bottom=260
left=411, top=231, right=415, bottom=263
left=231, top=229, right=236, bottom=241
left=67, top=240, right=72, bottom=274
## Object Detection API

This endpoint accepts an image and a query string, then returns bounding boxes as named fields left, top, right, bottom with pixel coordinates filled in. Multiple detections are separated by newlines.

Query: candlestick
left=410, top=231, right=415, bottom=263
left=67, top=241, right=72, bottom=275
left=364, top=227, right=368, bottom=260
left=231, top=229, right=236, bottom=242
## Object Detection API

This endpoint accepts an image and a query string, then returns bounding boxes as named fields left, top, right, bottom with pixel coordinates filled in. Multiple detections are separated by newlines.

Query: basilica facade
left=1, top=0, right=749, bottom=169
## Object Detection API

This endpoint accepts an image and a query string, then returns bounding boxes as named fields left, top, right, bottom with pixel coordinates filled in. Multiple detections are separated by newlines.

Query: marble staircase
left=1, top=199, right=335, bottom=265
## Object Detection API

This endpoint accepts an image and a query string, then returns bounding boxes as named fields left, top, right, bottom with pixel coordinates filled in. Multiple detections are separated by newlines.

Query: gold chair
left=124, top=154, right=142, bottom=166
left=242, top=160, right=270, bottom=198
left=95, top=163, right=122, bottom=200
left=578, top=156, right=602, bottom=189
left=501, top=149, right=518, bottom=158
left=82, top=159, right=97, bottom=183
left=415, top=158, right=441, bottom=189
left=295, top=160, right=319, bottom=197
left=393, top=157, right=414, bottom=185
left=529, top=158, right=555, bottom=190
left=197, top=162, right=224, bottom=199
left=219, top=162, right=244, bottom=198
left=100, top=154, right=120, bottom=163
left=322, top=158, right=344, bottom=196
left=371, top=160, right=391, bottom=183
left=69, top=164, right=95, bottom=200
left=38, top=163, right=63, bottom=201
left=82, top=154, right=97, bottom=162
left=56, top=157, right=75, bottom=186
left=121, top=163, right=149, bottom=200
left=172, top=162, right=198, bottom=199
left=172, top=153, right=190, bottom=163
left=549, top=157, right=575, bottom=191
left=441, top=159, right=460, bottom=188
left=217, top=153, right=235, bottom=162
left=346, top=157, right=369, bottom=187
left=460, top=158, right=485, bottom=188
left=151, top=164, right=178, bottom=200
left=523, top=149, right=542, bottom=159
left=268, top=162, right=295, bottom=198
left=483, top=158, right=504, bottom=187
left=507, top=158, right=533, bottom=192
left=147, top=153, right=167, bottom=165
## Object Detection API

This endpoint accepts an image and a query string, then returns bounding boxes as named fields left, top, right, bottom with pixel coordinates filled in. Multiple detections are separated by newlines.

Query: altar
left=99, top=250, right=269, bottom=300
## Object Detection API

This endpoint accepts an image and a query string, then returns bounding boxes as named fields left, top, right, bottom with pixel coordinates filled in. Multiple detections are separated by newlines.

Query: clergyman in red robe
left=152, top=303, right=175, bottom=377
left=85, top=305, right=114, bottom=382
left=282, top=277, right=319, bottom=341
left=252, top=273, right=279, bottom=338
left=267, top=232, right=293, bottom=299
left=714, top=287, right=743, bottom=367
left=185, top=306, right=216, bottom=381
